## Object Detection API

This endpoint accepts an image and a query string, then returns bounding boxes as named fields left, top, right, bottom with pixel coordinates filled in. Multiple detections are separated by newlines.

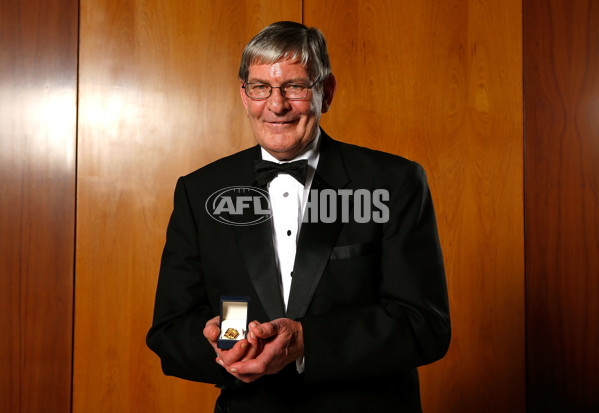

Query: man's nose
left=266, top=87, right=290, bottom=113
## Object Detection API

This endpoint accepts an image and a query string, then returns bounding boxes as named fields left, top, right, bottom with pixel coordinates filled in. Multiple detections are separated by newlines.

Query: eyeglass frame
left=242, top=79, right=320, bottom=100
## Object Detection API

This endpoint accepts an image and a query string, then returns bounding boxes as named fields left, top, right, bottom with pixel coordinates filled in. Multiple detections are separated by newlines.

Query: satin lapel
left=233, top=221, right=286, bottom=320
left=285, top=132, right=350, bottom=320
left=230, top=145, right=286, bottom=320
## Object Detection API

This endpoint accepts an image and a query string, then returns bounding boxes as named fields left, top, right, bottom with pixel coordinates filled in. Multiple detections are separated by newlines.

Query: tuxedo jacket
left=147, top=130, right=450, bottom=413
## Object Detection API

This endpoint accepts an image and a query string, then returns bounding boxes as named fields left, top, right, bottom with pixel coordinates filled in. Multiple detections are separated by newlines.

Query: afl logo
left=205, top=186, right=272, bottom=226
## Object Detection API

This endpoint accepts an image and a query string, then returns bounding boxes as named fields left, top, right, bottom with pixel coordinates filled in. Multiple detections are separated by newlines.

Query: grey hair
left=238, top=21, right=331, bottom=85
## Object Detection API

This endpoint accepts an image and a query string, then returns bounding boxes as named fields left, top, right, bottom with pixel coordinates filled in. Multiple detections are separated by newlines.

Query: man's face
left=241, top=59, right=334, bottom=161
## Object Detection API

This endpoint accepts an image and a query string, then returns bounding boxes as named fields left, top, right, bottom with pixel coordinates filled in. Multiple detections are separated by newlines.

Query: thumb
left=203, top=323, right=220, bottom=341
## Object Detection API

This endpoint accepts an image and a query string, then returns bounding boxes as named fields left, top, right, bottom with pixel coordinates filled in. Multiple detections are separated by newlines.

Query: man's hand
left=226, top=318, right=304, bottom=383
left=202, top=316, right=263, bottom=367
left=204, top=316, right=304, bottom=383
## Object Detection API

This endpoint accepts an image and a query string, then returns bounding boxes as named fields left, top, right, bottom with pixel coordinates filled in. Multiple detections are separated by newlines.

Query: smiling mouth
left=266, top=120, right=296, bottom=124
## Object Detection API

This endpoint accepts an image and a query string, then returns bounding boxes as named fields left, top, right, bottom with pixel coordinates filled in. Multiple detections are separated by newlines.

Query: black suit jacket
left=147, top=131, right=450, bottom=413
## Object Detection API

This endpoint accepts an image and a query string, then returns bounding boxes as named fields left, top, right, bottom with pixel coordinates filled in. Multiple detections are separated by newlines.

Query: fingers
left=230, top=350, right=273, bottom=375
left=217, top=320, right=268, bottom=381
left=216, top=339, right=250, bottom=366
left=215, top=340, right=265, bottom=383
left=214, top=318, right=303, bottom=382
left=203, top=316, right=221, bottom=343
left=252, top=318, right=302, bottom=343
left=247, top=321, right=260, bottom=342
left=205, top=316, right=252, bottom=367
left=243, top=321, right=263, bottom=360
left=250, top=320, right=276, bottom=339
left=203, top=325, right=220, bottom=343
left=246, top=320, right=258, bottom=340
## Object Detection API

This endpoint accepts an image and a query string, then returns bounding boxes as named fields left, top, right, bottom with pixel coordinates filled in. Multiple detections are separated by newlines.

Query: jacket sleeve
left=146, top=177, right=231, bottom=385
left=300, top=162, right=451, bottom=383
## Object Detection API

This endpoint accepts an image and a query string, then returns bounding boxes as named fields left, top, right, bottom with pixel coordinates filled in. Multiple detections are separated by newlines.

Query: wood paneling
left=74, top=1, right=300, bottom=411
left=8, top=0, right=599, bottom=411
left=524, top=1, right=599, bottom=411
left=305, top=1, right=524, bottom=412
left=0, top=0, right=78, bottom=412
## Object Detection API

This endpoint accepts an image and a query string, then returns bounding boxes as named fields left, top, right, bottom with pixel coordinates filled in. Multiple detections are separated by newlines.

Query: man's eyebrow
left=247, top=78, right=269, bottom=84
left=247, top=77, right=310, bottom=84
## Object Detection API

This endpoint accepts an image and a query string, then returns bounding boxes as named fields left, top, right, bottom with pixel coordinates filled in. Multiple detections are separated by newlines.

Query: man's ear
left=321, top=74, right=337, bottom=114
left=240, top=80, right=250, bottom=115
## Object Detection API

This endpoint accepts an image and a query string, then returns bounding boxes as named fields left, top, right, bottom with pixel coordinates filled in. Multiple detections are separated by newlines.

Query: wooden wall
left=524, top=0, right=599, bottom=411
left=74, top=1, right=299, bottom=411
left=305, top=2, right=525, bottom=412
left=0, top=0, right=78, bottom=412
left=1, top=0, right=597, bottom=412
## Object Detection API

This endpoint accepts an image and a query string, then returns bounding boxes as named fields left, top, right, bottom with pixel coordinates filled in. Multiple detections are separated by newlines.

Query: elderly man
left=147, top=21, right=450, bottom=413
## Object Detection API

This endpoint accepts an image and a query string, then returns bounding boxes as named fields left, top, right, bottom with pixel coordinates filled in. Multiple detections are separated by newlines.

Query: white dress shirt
left=260, top=130, right=321, bottom=310
left=260, top=131, right=320, bottom=374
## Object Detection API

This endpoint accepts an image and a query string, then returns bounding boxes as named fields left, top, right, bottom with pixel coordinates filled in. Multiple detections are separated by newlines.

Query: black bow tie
left=254, top=159, right=308, bottom=186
